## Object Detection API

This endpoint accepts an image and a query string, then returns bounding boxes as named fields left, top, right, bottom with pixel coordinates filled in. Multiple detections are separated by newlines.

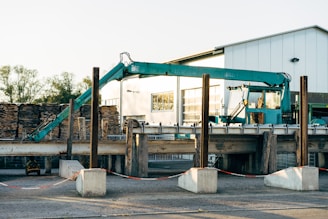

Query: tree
left=0, top=65, right=14, bottom=103
left=76, top=76, right=92, bottom=93
left=14, top=65, right=43, bottom=103
left=35, top=72, right=85, bottom=104
left=0, top=65, right=43, bottom=103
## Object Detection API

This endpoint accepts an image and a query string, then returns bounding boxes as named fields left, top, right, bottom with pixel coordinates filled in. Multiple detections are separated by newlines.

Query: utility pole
left=200, top=74, right=209, bottom=168
left=300, top=76, right=308, bottom=166
left=90, top=67, right=99, bottom=168
left=67, top=98, right=74, bottom=160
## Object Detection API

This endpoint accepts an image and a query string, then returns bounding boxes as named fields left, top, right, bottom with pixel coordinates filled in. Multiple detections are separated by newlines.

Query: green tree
left=14, top=65, right=43, bottom=103
left=35, top=72, right=83, bottom=104
left=0, top=65, right=43, bottom=103
left=76, top=76, right=92, bottom=93
left=0, top=65, right=14, bottom=103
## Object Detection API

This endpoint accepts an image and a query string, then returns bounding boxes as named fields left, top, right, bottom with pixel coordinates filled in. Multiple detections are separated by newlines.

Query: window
left=182, top=85, right=221, bottom=125
left=248, top=90, right=281, bottom=109
left=151, top=92, right=174, bottom=111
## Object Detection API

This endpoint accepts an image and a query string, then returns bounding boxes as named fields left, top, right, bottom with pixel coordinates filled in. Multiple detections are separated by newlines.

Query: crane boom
left=126, top=62, right=291, bottom=113
left=127, top=62, right=291, bottom=87
left=29, top=59, right=291, bottom=142
left=29, top=63, right=125, bottom=142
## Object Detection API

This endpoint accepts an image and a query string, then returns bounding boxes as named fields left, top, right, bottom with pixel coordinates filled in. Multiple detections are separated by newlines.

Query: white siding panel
left=258, top=38, right=271, bottom=71
left=246, top=41, right=259, bottom=70
left=306, top=29, right=317, bottom=91
left=294, top=31, right=307, bottom=91
left=223, top=27, right=328, bottom=94
left=282, top=33, right=295, bottom=89
left=231, top=44, right=247, bottom=69
left=224, top=47, right=233, bottom=67
left=317, top=31, right=328, bottom=92
left=270, top=35, right=283, bottom=72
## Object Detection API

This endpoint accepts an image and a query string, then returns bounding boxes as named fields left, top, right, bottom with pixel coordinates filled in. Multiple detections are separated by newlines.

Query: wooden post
left=67, top=98, right=74, bottom=160
left=101, top=118, right=109, bottom=139
left=78, top=117, right=86, bottom=140
left=268, top=134, right=277, bottom=173
left=295, top=130, right=301, bottom=166
left=90, top=67, right=99, bottom=168
left=193, top=134, right=200, bottom=167
left=125, top=119, right=137, bottom=176
left=260, top=131, right=272, bottom=174
left=136, top=134, right=148, bottom=177
left=115, top=155, right=124, bottom=174
left=300, top=76, right=308, bottom=166
left=200, top=74, right=210, bottom=168
left=107, top=155, right=113, bottom=171
left=45, top=156, right=52, bottom=174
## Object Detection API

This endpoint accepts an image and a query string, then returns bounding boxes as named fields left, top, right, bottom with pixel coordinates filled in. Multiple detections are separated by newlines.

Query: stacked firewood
left=17, top=104, right=40, bottom=139
left=0, top=103, right=18, bottom=139
left=80, top=104, right=91, bottom=119
left=100, top=106, right=120, bottom=135
left=0, top=103, right=121, bottom=140
left=80, top=105, right=91, bottom=139
left=59, top=104, right=80, bottom=140
left=39, top=104, right=61, bottom=140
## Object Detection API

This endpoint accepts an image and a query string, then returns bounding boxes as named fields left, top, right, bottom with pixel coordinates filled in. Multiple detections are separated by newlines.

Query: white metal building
left=101, top=25, right=328, bottom=126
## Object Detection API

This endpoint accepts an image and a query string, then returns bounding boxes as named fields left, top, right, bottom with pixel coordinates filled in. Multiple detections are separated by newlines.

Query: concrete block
left=76, top=168, right=107, bottom=197
left=59, top=160, right=84, bottom=180
left=178, top=167, right=218, bottom=193
left=264, top=166, right=319, bottom=191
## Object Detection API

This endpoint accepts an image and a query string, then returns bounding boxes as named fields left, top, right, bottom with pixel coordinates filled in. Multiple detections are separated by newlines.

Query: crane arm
left=29, top=62, right=125, bottom=142
left=125, top=61, right=291, bottom=114
left=29, top=58, right=291, bottom=142
left=126, top=62, right=291, bottom=87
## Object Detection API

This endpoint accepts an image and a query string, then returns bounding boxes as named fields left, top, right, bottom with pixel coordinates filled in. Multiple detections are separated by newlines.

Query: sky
left=0, top=0, right=327, bottom=82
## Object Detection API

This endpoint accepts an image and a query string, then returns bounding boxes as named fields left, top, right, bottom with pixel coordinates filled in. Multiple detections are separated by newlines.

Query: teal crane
left=29, top=53, right=291, bottom=142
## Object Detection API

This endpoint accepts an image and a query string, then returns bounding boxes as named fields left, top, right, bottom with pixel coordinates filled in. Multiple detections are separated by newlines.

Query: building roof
left=166, top=49, right=221, bottom=64
left=214, top=25, right=328, bottom=50
left=168, top=25, right=328, bottom=64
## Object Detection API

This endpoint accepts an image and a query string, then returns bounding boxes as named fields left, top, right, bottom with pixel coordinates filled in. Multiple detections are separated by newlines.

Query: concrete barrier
left=264, top=166, right=319, bottom=191
left=76, top=168, right=107, bottom=197
left=178, top=167, right=217, bottom=193
left=59, top=160, right=84, bottom=180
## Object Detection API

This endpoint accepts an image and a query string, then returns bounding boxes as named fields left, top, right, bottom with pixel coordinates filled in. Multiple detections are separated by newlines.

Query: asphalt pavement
left=1, top=168, right=328, bottom=219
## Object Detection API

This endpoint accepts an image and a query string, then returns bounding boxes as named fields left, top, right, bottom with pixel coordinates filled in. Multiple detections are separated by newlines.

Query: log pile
left=80, top=105, right=91, bottom=119
left=80, top=105, right=91, bottom=139
left=18, top=104, right=40, bottom=139
left=39, top=104, right=61, bottom=140
left=100, top=106, right=120, bottom=135
left=0, top=103, right=121, bottom=140
left=0, top=103, right=18, bottom=139
left=59, top=104, right=80, bottom=140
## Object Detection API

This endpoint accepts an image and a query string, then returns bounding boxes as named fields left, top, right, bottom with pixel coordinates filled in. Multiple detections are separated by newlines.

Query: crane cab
left=218, top=85, right=285, bottom=125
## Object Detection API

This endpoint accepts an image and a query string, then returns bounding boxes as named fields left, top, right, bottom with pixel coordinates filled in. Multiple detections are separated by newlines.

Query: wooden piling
left=78, top=117, right=86, bottom=140
left=136, top=134, right=148, bottom=177
left=90, top=67, right=99, bottom=168
left=125, top=119, right=137, bottom=176
left=67, top=98, right=74, bottom=160
left=268, top=134, right=277, bottom=173
left=194, top=134, right=200, bottom=167
left=300, top=76, right=308, bottom=166
left=260, top=131, right=277, bottom=174
left=200, top=74, right=209, bottom=168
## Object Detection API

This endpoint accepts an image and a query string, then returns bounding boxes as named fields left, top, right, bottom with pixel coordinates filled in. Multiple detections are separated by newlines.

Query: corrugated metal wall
left=224, top=27, right=328, bottom=93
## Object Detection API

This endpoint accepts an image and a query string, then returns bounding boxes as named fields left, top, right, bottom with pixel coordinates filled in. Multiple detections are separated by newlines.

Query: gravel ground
left=1, top=169, right=328, bottom=219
